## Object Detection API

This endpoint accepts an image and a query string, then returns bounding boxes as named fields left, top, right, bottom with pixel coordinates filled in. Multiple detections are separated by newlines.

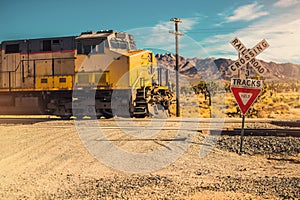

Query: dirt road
left=0, top=119, right=299, bottom=199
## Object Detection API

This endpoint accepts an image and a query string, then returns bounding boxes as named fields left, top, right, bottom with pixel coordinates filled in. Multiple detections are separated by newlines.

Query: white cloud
left=274, top=0, right=299, bottom=7
left=129, top=5, right=300, bottom=64
left=134, top=18, right=199, bottom=52
left=259, top=18, right=300, bottom=63
left=225, top=3, right=269, bottom=22
left=200, top=12, right=300, bottom=64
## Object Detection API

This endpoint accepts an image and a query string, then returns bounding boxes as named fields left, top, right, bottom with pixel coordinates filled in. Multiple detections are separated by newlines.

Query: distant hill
left=155, top=53, right=300, bottom=82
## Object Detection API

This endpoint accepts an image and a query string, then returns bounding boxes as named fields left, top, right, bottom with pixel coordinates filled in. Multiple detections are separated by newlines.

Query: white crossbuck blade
left=229, top=37, right=269, bottom=75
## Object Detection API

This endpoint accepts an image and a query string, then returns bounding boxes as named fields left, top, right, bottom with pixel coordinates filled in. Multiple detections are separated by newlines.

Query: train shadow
left=0, top=116, right=56, bottom=125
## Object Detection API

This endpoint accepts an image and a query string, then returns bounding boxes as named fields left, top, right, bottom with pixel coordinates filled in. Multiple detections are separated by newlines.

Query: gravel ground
left=0, top=119, right=299, bottom=199
left=216, top=136, right=300, bottom=156
left=35, top=174, right=299, bottom=199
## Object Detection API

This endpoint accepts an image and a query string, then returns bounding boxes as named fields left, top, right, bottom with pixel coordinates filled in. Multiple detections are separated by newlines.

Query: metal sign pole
left=237, top=52, right=244, bottom=155
left=239, top=114, right=245, bottom=155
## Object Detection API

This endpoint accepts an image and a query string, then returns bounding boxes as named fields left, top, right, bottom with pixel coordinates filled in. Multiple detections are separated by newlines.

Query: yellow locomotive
left=0, top=30, right=173, bottom=119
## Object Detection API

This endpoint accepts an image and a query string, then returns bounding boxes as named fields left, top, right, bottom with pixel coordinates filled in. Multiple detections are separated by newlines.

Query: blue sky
left=1, top=0, right=300, bottom=63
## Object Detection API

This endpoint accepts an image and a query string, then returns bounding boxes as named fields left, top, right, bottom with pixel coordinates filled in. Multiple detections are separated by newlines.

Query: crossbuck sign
left=229, top=37, right=270, bottom=75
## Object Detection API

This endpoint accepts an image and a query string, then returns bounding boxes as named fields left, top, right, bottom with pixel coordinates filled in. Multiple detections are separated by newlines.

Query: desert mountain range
left=155, top=53, right=300, bottom=82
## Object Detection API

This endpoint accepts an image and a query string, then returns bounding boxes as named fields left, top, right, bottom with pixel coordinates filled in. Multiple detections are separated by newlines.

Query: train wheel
left=134, top=114, right=147, bottom=118
left=60, top=115, right=72, bottom=120
left=103, top=109, right=113, bottom=119
left=75, top=115, right=84, bottom=119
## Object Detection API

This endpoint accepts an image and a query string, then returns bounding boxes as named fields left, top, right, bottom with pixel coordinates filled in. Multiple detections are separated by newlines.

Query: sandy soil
left=0, top=119, right=299, bottom=199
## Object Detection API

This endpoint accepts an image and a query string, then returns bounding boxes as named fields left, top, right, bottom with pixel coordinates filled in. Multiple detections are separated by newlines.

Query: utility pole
left=170, top=18, right=183, bottom=117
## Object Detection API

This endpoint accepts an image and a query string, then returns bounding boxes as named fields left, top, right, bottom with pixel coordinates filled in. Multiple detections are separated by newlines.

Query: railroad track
left=210, top=128, right=300, bottom=137
left=0, top=116, right=299, bottom=138
left=270, top=120, right=300, bottom=127
left=0, top=116, right=274, bottom=124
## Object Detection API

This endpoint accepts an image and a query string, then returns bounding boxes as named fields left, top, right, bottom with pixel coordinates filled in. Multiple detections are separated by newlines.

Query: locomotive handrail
left=132, top=75, right=141, bottom=90
left=143, top=71, right=157, bottom=98
left=21, top=57, right=75, bottom=62
left=131, top=74, right=142, bottom=102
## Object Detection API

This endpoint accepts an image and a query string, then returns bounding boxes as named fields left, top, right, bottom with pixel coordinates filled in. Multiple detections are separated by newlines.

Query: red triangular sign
left=230, top=87, right=262, bottom=115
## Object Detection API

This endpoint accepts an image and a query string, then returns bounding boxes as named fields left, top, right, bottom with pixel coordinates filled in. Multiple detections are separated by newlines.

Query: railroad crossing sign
left=230, top=78, right=262, bottom=115
left=229, top=37, right=269, bottom=75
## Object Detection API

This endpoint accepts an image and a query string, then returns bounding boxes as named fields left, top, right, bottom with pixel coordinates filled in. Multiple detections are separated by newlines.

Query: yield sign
left=230, top=78, right=262, bottom=115
left=230, top=87, right=261, bottom=115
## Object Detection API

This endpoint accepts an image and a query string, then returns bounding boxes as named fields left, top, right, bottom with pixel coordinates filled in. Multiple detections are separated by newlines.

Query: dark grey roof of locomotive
left=0, top=30, right=116, bottom=53
left=1, top=36, right=76, bottom=53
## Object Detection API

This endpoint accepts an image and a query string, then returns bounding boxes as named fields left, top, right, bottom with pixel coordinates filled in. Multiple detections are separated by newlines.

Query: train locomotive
left=0, top=30, right=174, bottom=119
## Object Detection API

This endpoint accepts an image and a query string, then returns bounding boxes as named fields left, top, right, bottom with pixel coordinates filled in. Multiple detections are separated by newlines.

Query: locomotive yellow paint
left=32, top=52, right=75, bottom=77
left=35, top=76, right=54, bottom=89
left=74, top=54, right=86, bottom=72
left=74, top=49, right=130, bottom=89
left=54, top=76, right=73, bottom=89
left=35, top=75, right=72, bottom=90
left=105, top=54, right=129, bottom=89
left=93, top=71, right=109, bottom=87
left=74, top=71, right=109, bottom=88
left=128, top=51, right=156, bottom=88
left=104, top=50, right=155, bottom=89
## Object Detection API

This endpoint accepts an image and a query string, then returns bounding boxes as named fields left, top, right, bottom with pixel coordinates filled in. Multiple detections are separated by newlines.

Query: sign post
left=231, top=78, right=263, bottom=154
left=229, top=37, right=269, bottom=154
left=240, top=114, right=245, bottom=155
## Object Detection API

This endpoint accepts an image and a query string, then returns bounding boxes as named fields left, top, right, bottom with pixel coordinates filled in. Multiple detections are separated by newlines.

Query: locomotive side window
left=5, top=44, right=19, bottom=54
left=52, top=40, right=60, bottom=44
left=84, top=45, right=91, bottom=54
left=43, top=40, right=51, bottom=51
left=83, top=45, right=104, bottom=55
left=97, top=42, right=105, bottom=53
left=91, top=45, right=97, bottom=54
left=76, top=39, right=106, bottom=55
left=77, top=42, right=83, bottom=54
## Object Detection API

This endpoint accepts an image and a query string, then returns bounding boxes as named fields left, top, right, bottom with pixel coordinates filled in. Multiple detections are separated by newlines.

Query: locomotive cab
left=74, top=30, right=155, bottom=90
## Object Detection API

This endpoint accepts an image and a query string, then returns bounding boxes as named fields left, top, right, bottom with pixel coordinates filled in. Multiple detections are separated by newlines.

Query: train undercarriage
left=0, top=87, right=173, bottom=119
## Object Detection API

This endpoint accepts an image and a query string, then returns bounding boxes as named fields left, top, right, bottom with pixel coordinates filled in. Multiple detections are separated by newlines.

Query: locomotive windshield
left=76, top=30, right=136, bottom=55
left=109, top=32, right=136, bottom=50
